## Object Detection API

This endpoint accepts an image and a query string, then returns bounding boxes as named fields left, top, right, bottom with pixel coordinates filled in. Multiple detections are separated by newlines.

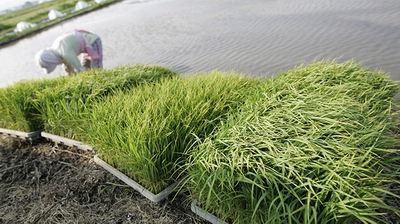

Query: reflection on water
left=0, top=0, right=399, bottom=88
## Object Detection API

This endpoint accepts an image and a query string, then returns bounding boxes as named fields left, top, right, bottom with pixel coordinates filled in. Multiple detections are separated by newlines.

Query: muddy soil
left=0, top=135, right=206, bottom=224
left=0, top=134, right=399, bottom=224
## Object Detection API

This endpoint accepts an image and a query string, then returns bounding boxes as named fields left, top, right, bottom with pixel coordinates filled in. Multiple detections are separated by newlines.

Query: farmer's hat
left=35, top=48, right=62, bottom=74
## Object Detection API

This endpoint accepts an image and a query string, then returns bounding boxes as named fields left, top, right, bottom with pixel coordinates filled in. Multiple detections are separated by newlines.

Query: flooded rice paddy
left=0, top=0, right=399, bottom=88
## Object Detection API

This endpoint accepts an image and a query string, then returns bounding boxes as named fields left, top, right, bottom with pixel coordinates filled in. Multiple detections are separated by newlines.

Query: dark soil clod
left=0, top=135, right=205, bottom=224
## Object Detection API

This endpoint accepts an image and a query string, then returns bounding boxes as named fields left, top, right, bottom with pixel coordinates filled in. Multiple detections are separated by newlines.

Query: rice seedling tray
left=0, top=128, right=42, bottom=140
left=93, top=155, right=181, bottom=203
left=40, top=132, right=94, bottom=152
left=191, top=199, right=228, bottom=224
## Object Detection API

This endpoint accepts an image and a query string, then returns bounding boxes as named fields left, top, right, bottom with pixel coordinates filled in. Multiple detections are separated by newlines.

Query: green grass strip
left=184, top=60, right=400, bottom=224
left=33, top=64, right=177, bottom=140
left=87, top=72, right=261, bottom=193
left=0, top=78, right=60, bottom=132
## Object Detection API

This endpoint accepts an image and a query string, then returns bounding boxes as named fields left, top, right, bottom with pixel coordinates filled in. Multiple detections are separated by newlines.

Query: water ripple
left=0, top=0, right=399, bottom=87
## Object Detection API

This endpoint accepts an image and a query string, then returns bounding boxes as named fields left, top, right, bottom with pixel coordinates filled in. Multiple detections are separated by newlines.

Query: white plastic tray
left=94, top=155, right=181, bottom=203
left=41, top=131, right=94, bottom=152
left=0, top=128, right=42, bottom=140
left=191, top=199, right=228, bottom=224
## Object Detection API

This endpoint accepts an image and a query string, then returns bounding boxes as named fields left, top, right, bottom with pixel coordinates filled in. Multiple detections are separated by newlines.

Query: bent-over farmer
left=35, top=29, right=103, bottom=74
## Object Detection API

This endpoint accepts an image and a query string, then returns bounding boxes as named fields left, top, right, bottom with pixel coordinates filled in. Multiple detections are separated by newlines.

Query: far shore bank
left=0, top=0, right=121, bottom=48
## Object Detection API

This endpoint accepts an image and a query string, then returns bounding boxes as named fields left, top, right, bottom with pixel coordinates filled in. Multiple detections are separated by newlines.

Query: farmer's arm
left=57, top=34, right=85, bottom=73
left=77, top=31, right=100, bottom=61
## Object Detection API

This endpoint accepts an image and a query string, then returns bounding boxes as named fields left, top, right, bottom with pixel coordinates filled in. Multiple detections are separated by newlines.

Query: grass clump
left=0, top=78, right=60, bottom=132
left=34, top=64, right=177, bottom=140
left=57, top=2, right=76, bottom=11
left=0, top=23, right=13, bottom=32
left=0, top=64, right=175, bottom=134
left=87, top=72, right=261, bottom=193
left=184, top=61, right=400, bottom=223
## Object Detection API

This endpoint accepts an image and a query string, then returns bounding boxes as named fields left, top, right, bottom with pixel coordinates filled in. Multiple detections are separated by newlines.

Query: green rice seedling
left=0, top=78, right=60, bottom=132
left=33, top=64, right=177, bottom=140
left=184, top=61, right=400, bottom=224
left=86, top=72, right=261, bottom=193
